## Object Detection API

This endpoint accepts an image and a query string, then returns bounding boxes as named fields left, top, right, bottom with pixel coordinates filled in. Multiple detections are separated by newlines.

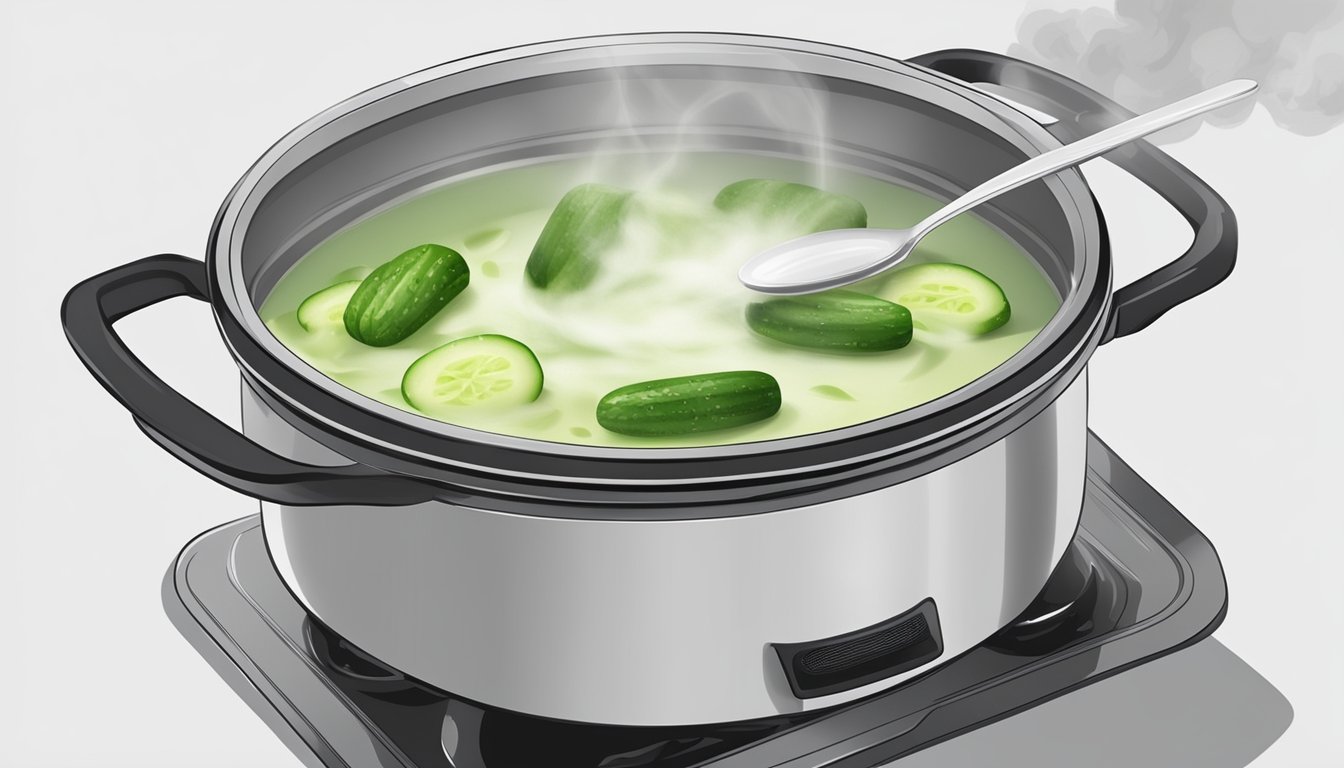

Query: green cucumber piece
left=343, top=244, right=470, bottom=347
left=713, top=179, right=867, bottom=235
left=332, top=266, right=373, bottom=282
left=746, top=290, right=913, bottom=352
left=596, top=371, right=781, bottom=437
left=880, top=262, right=1011, bottom=335
left=296, top=281, right=361, bottom=333
left=525, top=184, right=633, bottom=290
left=810, top=384, right=855, bottom=401
left=463, top=227, right=507, bottom=252
left=401, top=334, right=544, bottom=415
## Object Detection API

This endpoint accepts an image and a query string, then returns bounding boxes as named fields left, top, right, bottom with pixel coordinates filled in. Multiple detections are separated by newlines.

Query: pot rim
left=207, top=32, right=1109, bottom=491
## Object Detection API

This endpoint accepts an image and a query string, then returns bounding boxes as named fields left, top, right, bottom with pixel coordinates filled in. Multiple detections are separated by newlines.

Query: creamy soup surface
left=261, top=153, right=1062, bottom=447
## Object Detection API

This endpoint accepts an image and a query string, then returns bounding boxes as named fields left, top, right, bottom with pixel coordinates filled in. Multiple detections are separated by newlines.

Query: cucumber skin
left=713, top=179, right=867, bottom=234
left=746, top=291, right=913, bottom=352
left=526, top=184, right=633, bottom=291
left=596, top=371, right=782, bottom=437
left=343, top=244, right=470, bottom=347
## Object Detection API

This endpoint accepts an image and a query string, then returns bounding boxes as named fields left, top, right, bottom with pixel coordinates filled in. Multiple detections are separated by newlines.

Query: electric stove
left=164, top=433, right=1227, bottom=767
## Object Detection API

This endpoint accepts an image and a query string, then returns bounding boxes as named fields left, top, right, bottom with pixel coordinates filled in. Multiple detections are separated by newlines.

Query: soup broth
left=261, top=153, right=1061, bottom=447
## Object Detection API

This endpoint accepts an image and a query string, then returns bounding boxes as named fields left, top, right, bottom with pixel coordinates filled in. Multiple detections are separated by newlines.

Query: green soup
left=260, top=153, right=1061, bottom=447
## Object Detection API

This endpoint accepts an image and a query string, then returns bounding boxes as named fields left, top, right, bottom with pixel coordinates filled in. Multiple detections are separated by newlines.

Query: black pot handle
left=61, top=254, right=443, bottom=506
left=908, top=49, right=1237, bottom=342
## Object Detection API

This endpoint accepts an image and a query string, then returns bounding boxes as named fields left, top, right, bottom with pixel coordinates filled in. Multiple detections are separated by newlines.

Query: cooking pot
left=62, top=35, right=1235, bottom=726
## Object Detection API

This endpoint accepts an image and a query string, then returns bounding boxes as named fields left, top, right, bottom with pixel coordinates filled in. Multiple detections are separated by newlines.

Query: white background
left=4, top=0, right=1341, bottom=765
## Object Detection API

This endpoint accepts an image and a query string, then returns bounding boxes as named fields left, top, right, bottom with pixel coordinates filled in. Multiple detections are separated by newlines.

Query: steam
left=579, top=57, right=834, bottom=188
left=514, top=60, right=837, bottom=359
left=1010, top=0, right=1344, bottom=140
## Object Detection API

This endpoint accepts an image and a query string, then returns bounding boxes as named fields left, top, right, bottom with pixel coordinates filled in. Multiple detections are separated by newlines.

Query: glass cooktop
left=163, top=432, right=1227, bottom=767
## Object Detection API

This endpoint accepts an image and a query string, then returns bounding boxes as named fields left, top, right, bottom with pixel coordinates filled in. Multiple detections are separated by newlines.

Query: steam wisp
left=580, top=54, right=835, bottom=189
left=1010, top=0, right=1344, bottom=140
left=517, top=59, right=839, bottom=357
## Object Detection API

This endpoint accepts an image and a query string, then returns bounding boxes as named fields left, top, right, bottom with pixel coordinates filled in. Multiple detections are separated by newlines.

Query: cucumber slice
left=713, top=179, right=867, bottom=235
left=296, top=281, right=362, bottom=332
left=401, top=334, right=544, bottom=415
left=881, top=263, right=1011, bottom=335
left=525, top=183, right=633, bottom=291
left=463, top=227, right=507, bottom=252
left=332, top=266, right=373, bottom=282
left=810, top=384, right=855, bottom=401
left=746, top=290, right=913, bottom=352
left=596, top=371, right=781, bottom=437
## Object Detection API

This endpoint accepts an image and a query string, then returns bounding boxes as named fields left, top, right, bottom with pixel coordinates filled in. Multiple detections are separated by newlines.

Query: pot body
left=210, top=39, right=1110, bottom=725
left=250, top=375, right=1086, bottom=725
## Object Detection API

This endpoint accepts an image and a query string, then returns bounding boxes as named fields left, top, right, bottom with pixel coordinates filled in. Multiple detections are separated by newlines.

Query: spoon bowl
left=739, top=78, right=1258, bottom=295
left=739, top=227, right=919, bottom=294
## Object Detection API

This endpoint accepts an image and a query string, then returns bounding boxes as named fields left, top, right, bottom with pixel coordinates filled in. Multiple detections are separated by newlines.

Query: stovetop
left=164, top=433, right=1227, bottom=768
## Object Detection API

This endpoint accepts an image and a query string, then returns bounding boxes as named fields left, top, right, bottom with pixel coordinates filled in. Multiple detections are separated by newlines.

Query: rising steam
left=1009, top=0, right=1344, bottom=140
left=580, top=55, right=834, bottom=189
left=512, top=59, right=837, bottom=359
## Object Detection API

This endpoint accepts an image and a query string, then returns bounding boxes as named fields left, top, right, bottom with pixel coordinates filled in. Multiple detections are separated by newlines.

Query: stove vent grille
left=773, top=598, right=943, bottom=699
left=798, top=614, right=930, bottom=675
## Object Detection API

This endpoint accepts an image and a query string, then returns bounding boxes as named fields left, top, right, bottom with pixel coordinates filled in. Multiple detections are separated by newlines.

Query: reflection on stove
left=986, top=540, right=1127, bottom=655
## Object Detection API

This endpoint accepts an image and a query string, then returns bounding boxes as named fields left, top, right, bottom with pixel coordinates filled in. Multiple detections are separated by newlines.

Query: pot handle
left=61, top=254, right=443, bottom=506
left=907, top=49, right=1237, bottom=342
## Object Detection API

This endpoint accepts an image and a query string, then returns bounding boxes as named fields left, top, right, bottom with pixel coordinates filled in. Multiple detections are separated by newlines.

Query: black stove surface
left=164, top=433, right=1227, bottom=768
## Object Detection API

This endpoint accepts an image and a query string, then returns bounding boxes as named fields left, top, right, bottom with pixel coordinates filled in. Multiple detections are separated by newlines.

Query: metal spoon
left=738, top=78, right=1258, bottom=295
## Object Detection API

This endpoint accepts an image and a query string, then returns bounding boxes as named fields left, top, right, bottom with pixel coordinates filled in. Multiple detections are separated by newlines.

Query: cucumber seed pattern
left=433, top=355, right=516, bottom=405
left=896, top=282, right=981, bottom=314
left=880, top=263, right=1011, bottom=335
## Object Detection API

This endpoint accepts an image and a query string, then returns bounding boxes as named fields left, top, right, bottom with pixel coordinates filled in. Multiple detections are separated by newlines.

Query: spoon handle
left=907, top=79, right=1259, bottom=241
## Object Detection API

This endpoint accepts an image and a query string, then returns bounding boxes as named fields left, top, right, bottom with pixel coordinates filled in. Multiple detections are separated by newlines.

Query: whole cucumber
left=526, top=183, right=633, bottom=291
left=746, top=290, right=913, bottom=352
left=596, top=371, right=781, bottom=437
left=343, top=244, right=470, bottom=347
left=713, top=179, right=867, bottom=234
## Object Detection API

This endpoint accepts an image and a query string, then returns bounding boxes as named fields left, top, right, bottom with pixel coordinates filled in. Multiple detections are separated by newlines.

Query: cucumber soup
left=260, top=153, right=1061, bottom=447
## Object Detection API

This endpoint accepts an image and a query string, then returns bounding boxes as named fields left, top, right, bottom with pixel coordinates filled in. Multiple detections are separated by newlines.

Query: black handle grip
left=61, top=254, right=442, bottom=506
left=908, top=49, right=1237, bottom=342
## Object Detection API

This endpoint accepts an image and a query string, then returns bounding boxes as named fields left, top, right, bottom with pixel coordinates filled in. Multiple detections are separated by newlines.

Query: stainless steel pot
left=62, top=36, right=1236, bottom=726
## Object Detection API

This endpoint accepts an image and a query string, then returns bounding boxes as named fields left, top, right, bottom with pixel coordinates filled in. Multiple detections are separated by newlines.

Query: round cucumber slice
left=881, top=263, right=1011, bottom=335
left=401, top=334, right=543, bottom=415
left=296, top=281, right=362, bottom=332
